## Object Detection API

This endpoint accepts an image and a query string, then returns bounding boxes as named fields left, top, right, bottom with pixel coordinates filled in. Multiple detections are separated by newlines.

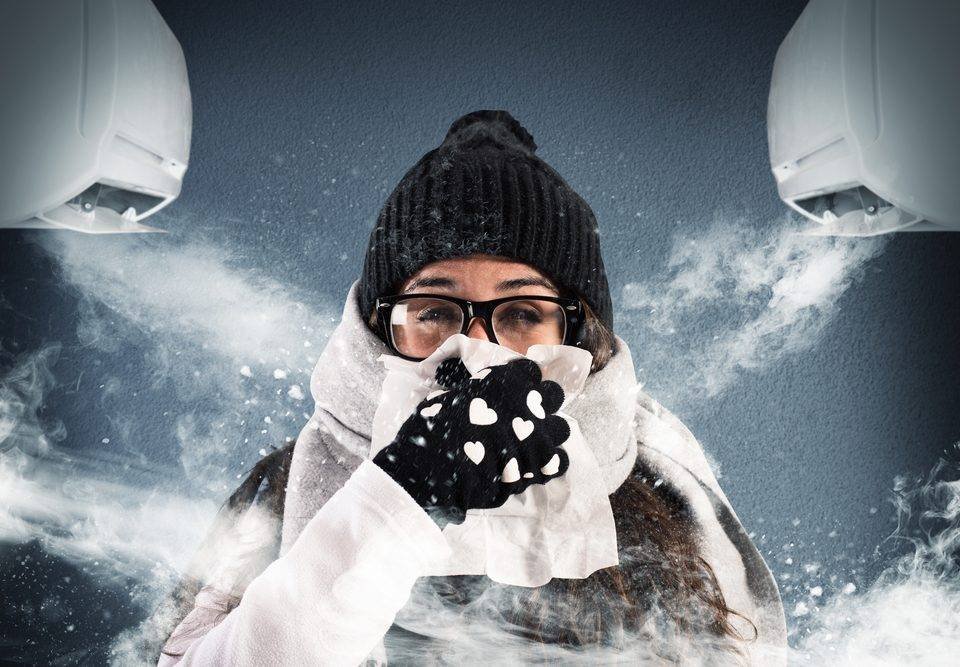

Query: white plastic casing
left=768, top=0, right=959, bottom=236
left=0, top=0, right=192, bottom=233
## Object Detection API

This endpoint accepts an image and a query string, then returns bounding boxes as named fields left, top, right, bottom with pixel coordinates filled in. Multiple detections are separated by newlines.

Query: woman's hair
left=575, top=294, right=618, bottom=373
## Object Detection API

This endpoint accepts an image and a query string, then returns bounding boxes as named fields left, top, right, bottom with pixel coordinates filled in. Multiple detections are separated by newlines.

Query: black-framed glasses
left=375, top=293, right=584, bottom=361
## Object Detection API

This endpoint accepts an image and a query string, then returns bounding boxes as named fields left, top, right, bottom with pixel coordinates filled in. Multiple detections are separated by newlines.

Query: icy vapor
left=788, top=445, right=960, bottom=665
left=620, top=217, right=886, bottom=406
left=34, top=232, right=337, bottom=488
left=1, top=231, right=338, bottom=659
left=0, top=344, right=218, bottom=594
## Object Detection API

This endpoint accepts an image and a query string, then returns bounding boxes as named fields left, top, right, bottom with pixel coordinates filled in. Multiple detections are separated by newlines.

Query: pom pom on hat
left=439, top=109, right=538, bottom=154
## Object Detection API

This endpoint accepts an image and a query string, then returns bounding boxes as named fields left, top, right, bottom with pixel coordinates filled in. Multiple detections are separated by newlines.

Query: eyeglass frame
left=374, top=292, right=586, bottom=361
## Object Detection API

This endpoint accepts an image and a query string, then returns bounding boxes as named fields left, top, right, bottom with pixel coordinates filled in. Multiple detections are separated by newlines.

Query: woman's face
left=391, top=254, right=563, bottom=356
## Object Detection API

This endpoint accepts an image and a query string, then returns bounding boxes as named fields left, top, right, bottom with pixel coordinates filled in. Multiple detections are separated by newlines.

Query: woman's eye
left=417, top=307, right=457, bottom=323
left=498, top=307, right=543, bottom=325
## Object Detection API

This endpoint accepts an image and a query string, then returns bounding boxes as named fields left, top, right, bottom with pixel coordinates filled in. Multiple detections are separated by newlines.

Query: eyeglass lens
left=389, top=297, right=567, bottom=359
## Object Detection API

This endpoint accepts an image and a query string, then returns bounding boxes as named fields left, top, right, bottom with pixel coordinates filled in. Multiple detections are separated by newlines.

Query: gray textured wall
left=1, top=1, right=958, bottom=662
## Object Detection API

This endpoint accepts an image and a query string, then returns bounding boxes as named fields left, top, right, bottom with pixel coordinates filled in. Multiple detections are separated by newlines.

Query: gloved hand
left=372, top=356, right=571, bottom=530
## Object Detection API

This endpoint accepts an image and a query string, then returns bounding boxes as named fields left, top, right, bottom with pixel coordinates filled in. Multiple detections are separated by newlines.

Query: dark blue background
left=2, top=1, right=958, bottom=662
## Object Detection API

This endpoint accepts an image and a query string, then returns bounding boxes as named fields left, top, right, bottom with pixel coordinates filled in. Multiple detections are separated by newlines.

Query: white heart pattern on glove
left=469, top=398, right=498, bottom=425
left=540, top=452, right=561, bottom=476
left=501, top=457, right=520, bottom=483
left=526, top=390, right=545, bottom=419
left=420, top=403, right=442, bottom=418
left=463, top=440, right=485, bottom=464
left=512, top=416, right=534, bottom=441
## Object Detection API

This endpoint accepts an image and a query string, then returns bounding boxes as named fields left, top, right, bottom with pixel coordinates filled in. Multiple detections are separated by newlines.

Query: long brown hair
left=579, top=297, right=617, bottom=372
left=371, top=293, right=757, bottom=660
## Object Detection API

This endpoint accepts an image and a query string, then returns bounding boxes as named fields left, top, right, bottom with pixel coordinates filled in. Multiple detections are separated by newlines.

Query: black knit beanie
left=357, top=109, right=613, bottom=331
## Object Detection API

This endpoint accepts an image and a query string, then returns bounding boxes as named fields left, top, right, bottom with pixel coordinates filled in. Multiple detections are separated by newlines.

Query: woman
left=150, top=110, right=787, bottom=664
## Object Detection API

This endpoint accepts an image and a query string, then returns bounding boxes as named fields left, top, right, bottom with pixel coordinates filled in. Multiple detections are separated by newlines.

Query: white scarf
left=308, top=282, right=639, bottom=493
left=291, top=282, right=640, bottom=586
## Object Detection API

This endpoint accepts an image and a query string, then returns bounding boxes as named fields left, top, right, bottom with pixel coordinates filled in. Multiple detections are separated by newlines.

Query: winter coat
left=143, top=283, right=787, bottom=665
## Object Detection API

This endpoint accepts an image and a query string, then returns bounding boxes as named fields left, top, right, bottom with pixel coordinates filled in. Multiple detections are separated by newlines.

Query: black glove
left=373, top=357, right=571, bottom=529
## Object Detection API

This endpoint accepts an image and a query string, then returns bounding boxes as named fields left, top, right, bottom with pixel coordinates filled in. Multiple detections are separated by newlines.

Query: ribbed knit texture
left=357, top=110, right=613, bottom=331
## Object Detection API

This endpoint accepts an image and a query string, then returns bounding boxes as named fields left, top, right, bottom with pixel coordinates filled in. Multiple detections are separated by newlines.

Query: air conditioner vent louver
left=794, top=185, right=892, bottom=222
left=69, top=182, right=166, bottom=218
